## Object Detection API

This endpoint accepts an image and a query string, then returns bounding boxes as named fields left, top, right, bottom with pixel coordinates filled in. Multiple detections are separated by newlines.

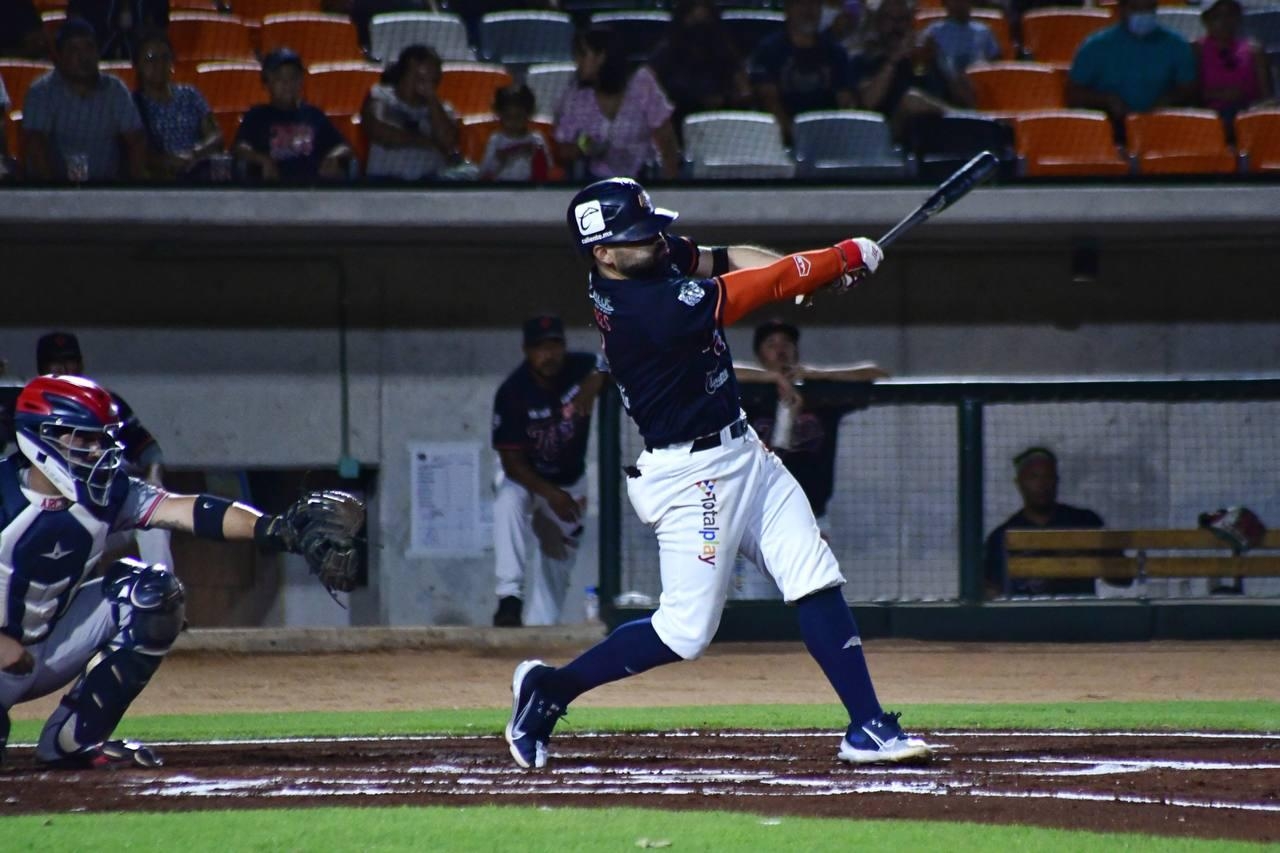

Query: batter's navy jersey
left=588, top=235, right=740, bottom=449
left=0, top=454, right=166, bottom=644
left=493, top=352, right=602, bottom=486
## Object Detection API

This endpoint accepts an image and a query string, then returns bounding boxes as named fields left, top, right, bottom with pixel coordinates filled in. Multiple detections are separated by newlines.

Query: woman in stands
left=1196, top=0, right=1271, bottom=127
left=363, top=44, right=460, bottom=182
left=554, top=25, right=682, bottom=181
left=131, top=31, right=222, bottom=181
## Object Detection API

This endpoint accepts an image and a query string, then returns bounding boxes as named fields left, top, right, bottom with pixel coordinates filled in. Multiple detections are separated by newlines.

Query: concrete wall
left=3, top=228, right=1279, bottom=625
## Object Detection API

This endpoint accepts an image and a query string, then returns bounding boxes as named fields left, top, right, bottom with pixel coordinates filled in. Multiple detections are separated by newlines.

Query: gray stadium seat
left=1244, top=9, right=1280, bottom=52
left=590, top=10, right=671, bottom=63
left=720, top=9, right=785, bottom=57
left=792, top=110, right=912, bottom=180
left=369, top=12, right=476, bottom=62
left=479, top=11, right=575, bottom=64
left=682, top=110, right=796, bottom=179
left=525, top=62, right=577, bottom=117
left=1156, top=8, right=1205, bottom=43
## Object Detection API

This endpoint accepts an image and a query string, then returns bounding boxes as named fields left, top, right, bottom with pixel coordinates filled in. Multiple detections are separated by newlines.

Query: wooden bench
left=1006, top=529, right=1280, bottom=581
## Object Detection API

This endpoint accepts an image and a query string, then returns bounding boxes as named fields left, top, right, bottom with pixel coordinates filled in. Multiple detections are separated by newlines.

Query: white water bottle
left=772, top=399, right=795, bottom=450
left=584, top=586, right=600, bottom=623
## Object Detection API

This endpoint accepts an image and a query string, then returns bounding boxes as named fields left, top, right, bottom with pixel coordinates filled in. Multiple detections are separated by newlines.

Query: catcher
left=0, top=375, right=364, bottom=768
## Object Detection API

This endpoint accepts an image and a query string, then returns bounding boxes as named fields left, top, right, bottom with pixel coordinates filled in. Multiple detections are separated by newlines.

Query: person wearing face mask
left=1066, top=0, right=1196, bottom=129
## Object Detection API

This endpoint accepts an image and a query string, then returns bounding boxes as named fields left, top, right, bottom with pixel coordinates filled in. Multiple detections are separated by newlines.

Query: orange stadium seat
left=457, top=114, right=562, bottom=178
left=173, top=60, right=203, bottom=86
left=967, top=62, right=1065, bottom=112
left=0, top=61, right=54, bottom=111
left=1234, top=109, right=1280, bottom=172
left=914, top=9, right=1014, bottom=60
left=41, top=11, right=65, bottom=45
left=438, top=63, right=513, bottom=117
left=168, top=13, right=257, bottom=62
left=33, top=0, right=66, bottom=11
left=1014, top=109, right=1128, bottom=176
left=307, top=62, right=381, bottom=116
left=260, top=13, right=365, bottom=64
left=1125, top=109, right=1236, bottom=174
left=196, top=62, right=265, bottom=112
left=1020, top=8, right=1114, bottom=65
left=230, top=0, right=326, bottom=23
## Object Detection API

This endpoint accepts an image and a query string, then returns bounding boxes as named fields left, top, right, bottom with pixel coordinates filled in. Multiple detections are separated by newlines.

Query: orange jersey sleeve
left=719, top=247, right=845, bottom=327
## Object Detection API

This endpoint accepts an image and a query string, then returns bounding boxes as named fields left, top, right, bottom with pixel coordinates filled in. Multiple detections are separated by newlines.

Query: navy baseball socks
left=505, top=617, right=681, bottom=768
left=797, top=587, right=932, bottom=764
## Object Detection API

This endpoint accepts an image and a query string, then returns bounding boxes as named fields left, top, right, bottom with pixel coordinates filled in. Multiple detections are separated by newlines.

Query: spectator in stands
left=235, top=48, right=352, bottom=183
left=850, top=0, right=960, bottom=139
left=749, top=0, right=856, bottom=143
left=983, top=446, right=1123, bottom=598
left=23, top=20, right=147, bottom=183
left=363, top=44, right=459, bottom=182
left=0, top=0, right=48, bottom=59
left=480, top=84, right=552, bottom=182
left=1196, top=0, right=1272, bottom=125
left=735, top=319, right=888, bottom=534
left=1066, top=0, right=1196, bottom=127
left=650, top=0, right=753, bottom=138
left=131, top=32, right=222, bottom=181
left=67, top=0, right=169, bottom=61
left=555, top=26, right=681, bottom=181
left=923, top=0, right=1001, bottom=80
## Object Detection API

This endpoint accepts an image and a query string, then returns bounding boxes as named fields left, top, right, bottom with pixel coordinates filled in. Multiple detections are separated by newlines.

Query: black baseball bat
left=797, top=151, right=999, bottom=305
left=876, top=150, right=1000, bottom=248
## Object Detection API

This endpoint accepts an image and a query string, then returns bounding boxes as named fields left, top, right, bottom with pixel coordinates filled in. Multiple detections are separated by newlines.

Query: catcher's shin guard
left=37, top=560, right=185, bottom=764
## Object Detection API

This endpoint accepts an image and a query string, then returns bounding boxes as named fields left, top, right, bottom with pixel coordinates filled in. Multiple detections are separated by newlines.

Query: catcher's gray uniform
left=0, top=455, right=183, bottom=765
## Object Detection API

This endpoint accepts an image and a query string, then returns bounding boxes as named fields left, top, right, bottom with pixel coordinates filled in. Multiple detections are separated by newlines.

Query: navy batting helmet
left=567, top=178, right=678, bottom=254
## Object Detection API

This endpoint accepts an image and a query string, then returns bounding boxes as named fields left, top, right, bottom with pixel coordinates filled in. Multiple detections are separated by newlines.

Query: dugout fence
left=595, top=377, right=1280, bottom=641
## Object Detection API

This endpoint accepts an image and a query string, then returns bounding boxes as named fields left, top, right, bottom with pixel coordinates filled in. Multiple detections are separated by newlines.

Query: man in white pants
left=491, top=316, right=605, bottom=627
left=503, top=177, right=933, bottom=770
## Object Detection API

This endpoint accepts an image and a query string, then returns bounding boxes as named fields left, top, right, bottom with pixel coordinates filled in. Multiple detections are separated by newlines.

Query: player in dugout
left=503, top=177, right=932, bottom=770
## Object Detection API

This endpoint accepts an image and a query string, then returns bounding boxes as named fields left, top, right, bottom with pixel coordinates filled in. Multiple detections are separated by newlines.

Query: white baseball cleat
left=838, top=711, right=933, bottom=765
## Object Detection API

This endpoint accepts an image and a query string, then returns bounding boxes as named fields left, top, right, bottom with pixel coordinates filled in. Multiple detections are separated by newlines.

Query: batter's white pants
left=626, top=420, right=845, bottom=660
left=493, top=473, right=587, bottom=626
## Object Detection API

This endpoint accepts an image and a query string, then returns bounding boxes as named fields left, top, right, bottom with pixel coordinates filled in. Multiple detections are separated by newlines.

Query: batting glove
left=835, top=237, right=884, bottom=275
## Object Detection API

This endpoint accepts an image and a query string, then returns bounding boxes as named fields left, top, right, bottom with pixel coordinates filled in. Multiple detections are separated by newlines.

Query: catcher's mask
left=567, top=177, right=678, bottom=255
left=15, top=375, right=125, bottom=507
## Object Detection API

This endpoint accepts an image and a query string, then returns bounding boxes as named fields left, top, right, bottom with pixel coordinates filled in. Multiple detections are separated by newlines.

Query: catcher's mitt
left=260, top=490, right=365, bottom=595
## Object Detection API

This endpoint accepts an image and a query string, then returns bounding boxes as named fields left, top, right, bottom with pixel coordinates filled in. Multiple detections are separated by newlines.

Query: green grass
left=0, top=806, right=1272, bottom=852
left=9, top=699, right=1279, bottom=744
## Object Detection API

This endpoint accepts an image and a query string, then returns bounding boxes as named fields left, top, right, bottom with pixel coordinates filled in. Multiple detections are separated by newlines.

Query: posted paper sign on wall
left=408, top=441, right=482, bottom=557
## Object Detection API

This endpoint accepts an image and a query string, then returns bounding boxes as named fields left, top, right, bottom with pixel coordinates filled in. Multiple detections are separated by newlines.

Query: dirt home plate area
left=4, top=640, right=1279, bottom=842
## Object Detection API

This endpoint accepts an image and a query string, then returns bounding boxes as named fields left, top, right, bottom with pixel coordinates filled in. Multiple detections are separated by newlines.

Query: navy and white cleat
left=42, top=739, right=164, bottom=769
left=838, top=711, right=933, bottom=765
left=505, top=659, right=565, bottom=769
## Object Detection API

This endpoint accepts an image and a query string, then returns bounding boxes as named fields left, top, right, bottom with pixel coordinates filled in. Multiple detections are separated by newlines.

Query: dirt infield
left=2, top=731, right=1278, bottom=842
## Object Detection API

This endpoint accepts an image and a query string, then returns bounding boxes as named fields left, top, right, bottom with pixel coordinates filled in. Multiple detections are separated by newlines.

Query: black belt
left=648, top=417, right=747, bottom=454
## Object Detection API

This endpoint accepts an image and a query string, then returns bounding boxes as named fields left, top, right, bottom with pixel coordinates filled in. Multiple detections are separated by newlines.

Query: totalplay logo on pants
left=695, top=479, right=718, bottom=566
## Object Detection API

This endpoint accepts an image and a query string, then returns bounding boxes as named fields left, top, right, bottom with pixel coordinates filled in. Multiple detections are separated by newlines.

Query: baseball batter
left=505, top=178, right=932, bottom=769
left=0, top=375, right=363, bottom=768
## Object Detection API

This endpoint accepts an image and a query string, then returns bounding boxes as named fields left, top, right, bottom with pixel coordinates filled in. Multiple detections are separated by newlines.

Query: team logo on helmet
left=575, top=201, right=606, bottom=236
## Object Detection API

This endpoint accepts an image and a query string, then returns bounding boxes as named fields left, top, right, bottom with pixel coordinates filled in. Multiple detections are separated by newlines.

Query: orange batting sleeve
left=719, top=247, right=846, bottom=327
